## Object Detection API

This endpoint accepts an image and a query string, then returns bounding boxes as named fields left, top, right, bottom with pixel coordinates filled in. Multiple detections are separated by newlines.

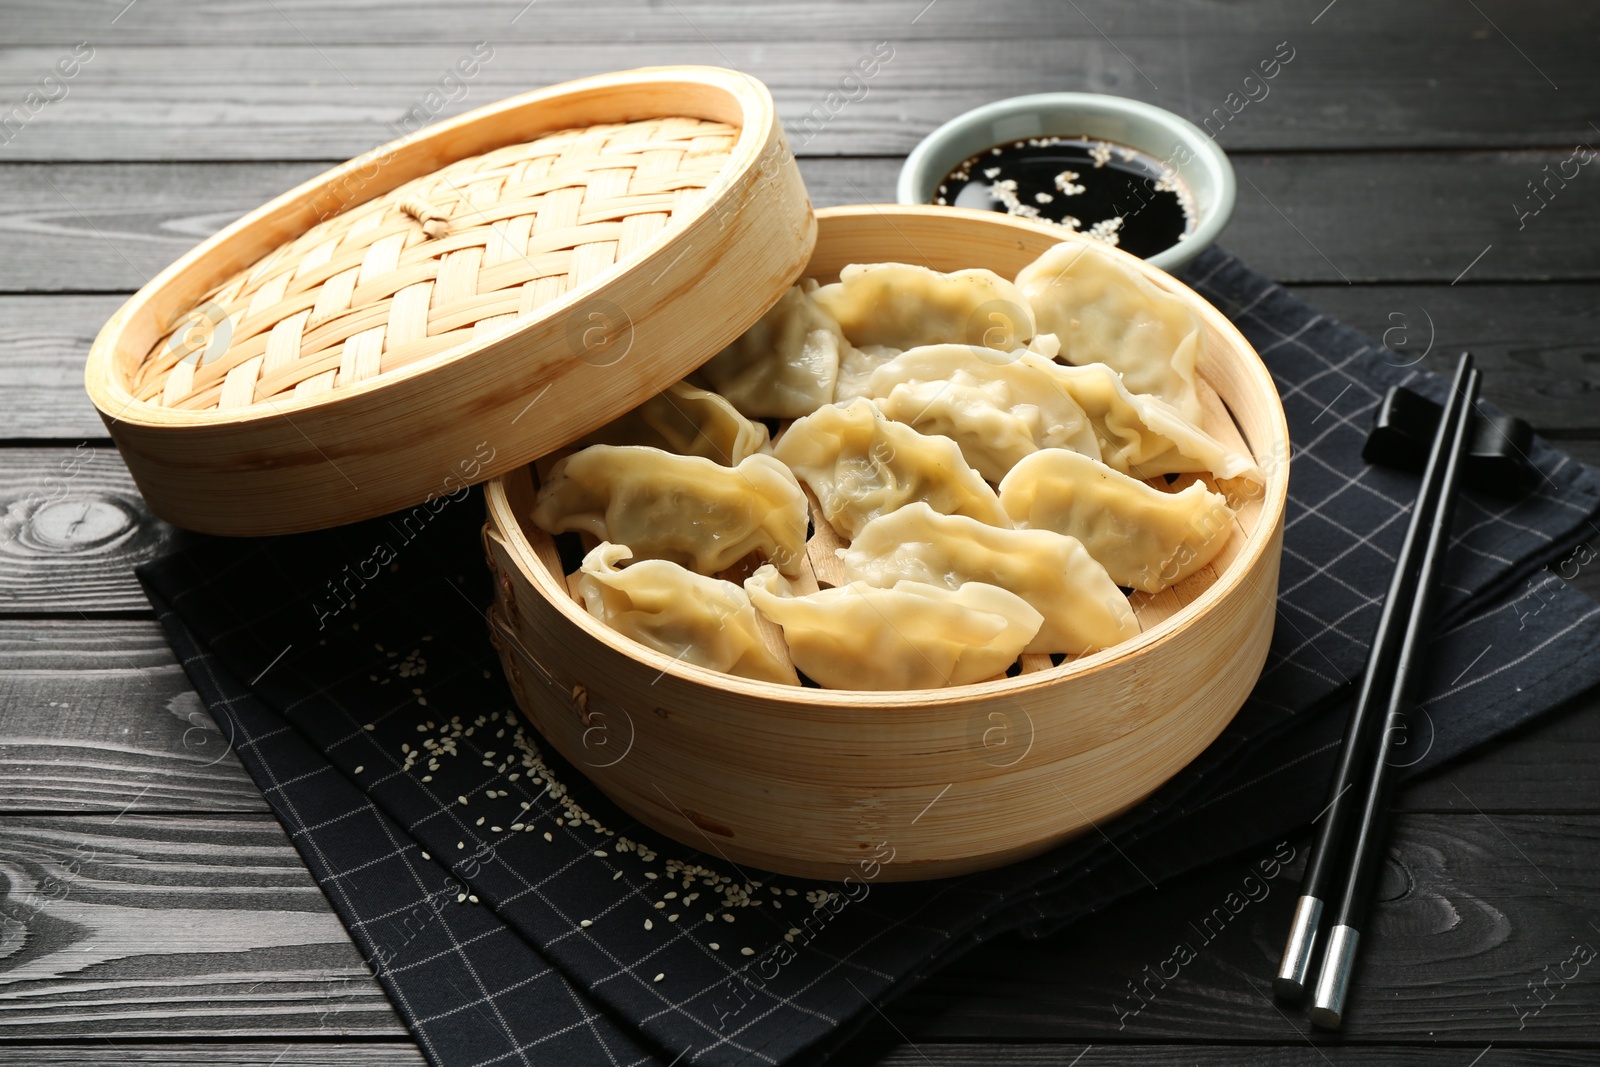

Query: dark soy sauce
left=936, top=137, right=1193, bottom=261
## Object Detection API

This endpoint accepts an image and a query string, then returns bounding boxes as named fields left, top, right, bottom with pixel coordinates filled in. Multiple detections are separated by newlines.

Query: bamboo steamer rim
left=484, top=203, right=1292, bottom=708
left=82, top=67, right=816, bottom=535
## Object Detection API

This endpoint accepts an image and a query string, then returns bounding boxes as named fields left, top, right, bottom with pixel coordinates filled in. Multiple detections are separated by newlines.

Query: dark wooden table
left=2, top=2, right=1598, bottom=1063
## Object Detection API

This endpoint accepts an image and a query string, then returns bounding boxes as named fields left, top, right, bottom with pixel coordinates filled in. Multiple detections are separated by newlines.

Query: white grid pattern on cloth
left=157, top=602, right=663, bottom=1067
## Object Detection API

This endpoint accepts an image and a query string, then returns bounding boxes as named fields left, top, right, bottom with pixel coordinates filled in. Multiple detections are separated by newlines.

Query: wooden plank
left=25, top=434, right=1593, bottom=620
left=4, top=608, right=1599, bottom=816
left=0, top=628, right=1584, bottom=1041
left=842, top=1050, right=1583, bottom=1066
left=0, top=620, right=266, bottom=814
left=0, top=437, right=1593, bottom=803
left=0, top=448, right=177, bottom=614
left=8, top=0, right=1589, bottom=45
left=1399, top=693, right=1600, bottom=813
left=0, top=295, right=124, bottom=441
left=10, top=282, right=1600, bottom=440
left=5, top=153, right=1600, bottom=296
left=0, top=814, right=404, bottom=1039
left=1, top=615, right=1594, bottom=818
left=805, top=154, right=1600, bottom=285
left=1, top=26, right=1597, bottom=161
left=0, top=162, right=327, bottom=294
left=883, top=815, right=1600, bottom=1043
left=0, top=811, right=1594, bottom=1044
left=0, top=3, right=1591, bottom=1059
left=1221, top=151, right=1600, bottom=285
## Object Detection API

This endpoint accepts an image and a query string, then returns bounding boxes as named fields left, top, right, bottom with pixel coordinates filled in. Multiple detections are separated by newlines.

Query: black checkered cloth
left=139, top=245, right=1600, bottom=1067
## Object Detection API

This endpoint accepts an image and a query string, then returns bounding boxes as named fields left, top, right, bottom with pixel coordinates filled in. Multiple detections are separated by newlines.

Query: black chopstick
left=1307, top=363, right=1481, bottom=1028
left=1275, top=351, right=1477, bottom=999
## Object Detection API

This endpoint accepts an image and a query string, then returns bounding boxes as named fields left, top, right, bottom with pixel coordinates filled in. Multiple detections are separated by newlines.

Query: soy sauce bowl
left=897, top=93, right=1235, bottom=274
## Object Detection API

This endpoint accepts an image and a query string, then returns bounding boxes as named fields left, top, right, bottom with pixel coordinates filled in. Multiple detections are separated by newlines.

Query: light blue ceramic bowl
left=897, top=93, right=1235, bottom=274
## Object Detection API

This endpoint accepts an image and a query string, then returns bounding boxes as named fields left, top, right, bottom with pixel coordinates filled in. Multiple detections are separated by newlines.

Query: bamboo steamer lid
left=84, top=67, right=815, bottom=535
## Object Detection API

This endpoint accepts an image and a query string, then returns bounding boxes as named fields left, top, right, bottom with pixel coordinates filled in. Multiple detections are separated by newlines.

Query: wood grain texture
left=5, top=0, right=1590, bottom=45
left=0, top=620, right=265, bottom=814
left=0, top=295, right=123, bottom=441
left=881, top=815, right=1600, bottom=1044
left=0, top=449, right=164, bottom=612
left=0, top=388, right=1588, bottom=630
left=1, top=0, right=1598, bottom=1058
left=799, top=154, right=1600, bottom=285
left=1291, top=285, right=1600, bottom=433
left=6, top=152, right=1600, bottom=296
left=0, top=28, right=1596, bottom=161
left=0, top=448, right=178, bottom=614
left=0, top=814, right=404, bottom=1039
left=1, top=811, right=1594, bottom=1045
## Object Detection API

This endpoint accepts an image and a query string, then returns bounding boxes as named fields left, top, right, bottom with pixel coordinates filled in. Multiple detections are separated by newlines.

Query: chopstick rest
left=1309, top=363, right=1482, bottom=1028
left=1275, top=353, right=1478, bottom=1001
left=1363, top=384, right=1531, bottom=495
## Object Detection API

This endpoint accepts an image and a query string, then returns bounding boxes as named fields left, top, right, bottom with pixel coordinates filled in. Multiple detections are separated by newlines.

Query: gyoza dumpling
left=998, top=448, right=1235, bottom=594
left=858, top=344, right=1103, bottom=482
left=694, top=284, right=848, bottom=418
left=1016, top=242, right=1205, bottom=423
left=833, top=343, right=902, bottom=403
left=1039, top=359, right=1261, bottom=485
left=744, top=565, right=1041, bottom=690
left=577, top=544, right=798, bottom=685
left=813, top=262, right=1036, bottom=351
left=532, top=445, right=807, bottom=577
left=1027, top=333, right=1062, bottom=359
left=577, top=381, right=768, bottom=464
left=771, top=398, right=1009, bottom=538
left=838, top=503, right=1138, bottom=655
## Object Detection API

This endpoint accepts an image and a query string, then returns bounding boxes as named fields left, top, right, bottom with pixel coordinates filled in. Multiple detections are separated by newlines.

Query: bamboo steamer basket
left=484, top=204, right=1290, bottom=882
left=83, top=67, right=814, bottom=535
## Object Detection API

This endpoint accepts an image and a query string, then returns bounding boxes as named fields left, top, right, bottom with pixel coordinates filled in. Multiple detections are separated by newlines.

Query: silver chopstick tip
left=1309, top=923, right=1360, bottom=1029
left=1273, top=895, right=1323, bottom=999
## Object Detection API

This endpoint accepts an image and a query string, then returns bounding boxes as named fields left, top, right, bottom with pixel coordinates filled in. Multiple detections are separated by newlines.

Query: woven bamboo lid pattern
left=135, top=117, right=740, bottom=412
left=84, top=68, right=815, bottom=535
